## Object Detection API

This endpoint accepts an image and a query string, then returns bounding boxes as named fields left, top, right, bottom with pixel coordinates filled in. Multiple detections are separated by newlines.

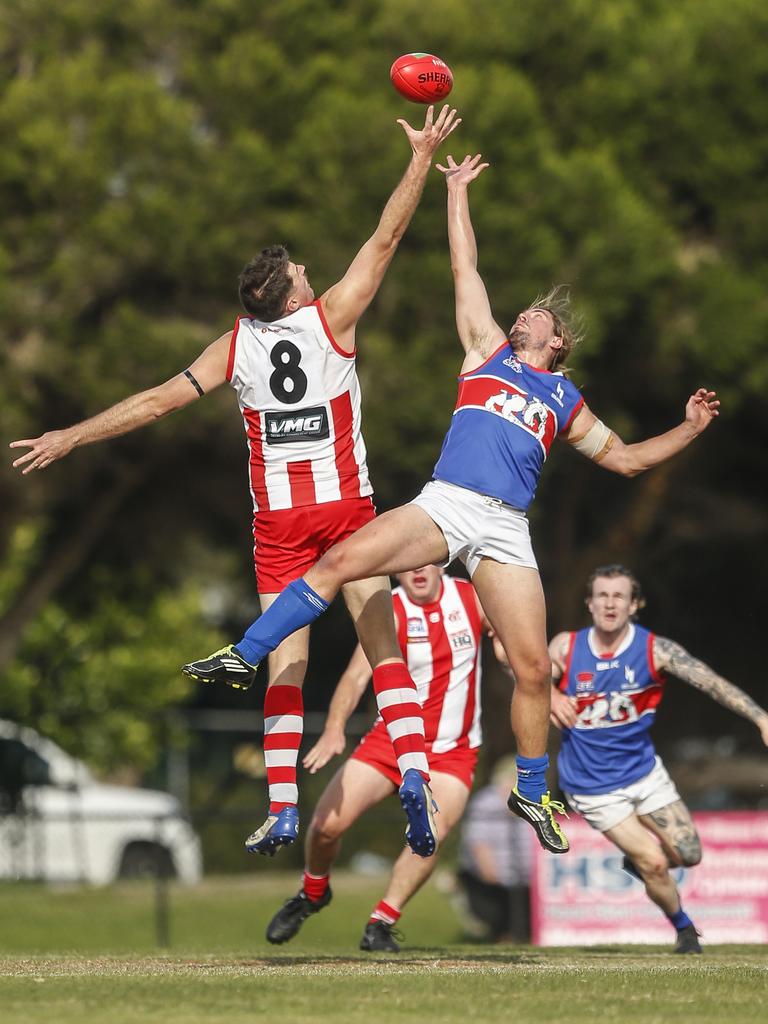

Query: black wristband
left=183, top=369, right=205, bottom=397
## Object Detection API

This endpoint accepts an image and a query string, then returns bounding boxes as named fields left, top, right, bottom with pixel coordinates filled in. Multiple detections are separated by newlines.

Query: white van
left=0, top=719, right=201, bottom=885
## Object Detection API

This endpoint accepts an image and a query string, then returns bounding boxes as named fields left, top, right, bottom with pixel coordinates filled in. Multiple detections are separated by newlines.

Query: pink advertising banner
left=531, top=811, right=768, bottom=945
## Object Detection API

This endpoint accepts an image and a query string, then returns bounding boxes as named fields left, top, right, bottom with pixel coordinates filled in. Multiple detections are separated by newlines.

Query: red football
left=390, top=53, right=453, bottom=104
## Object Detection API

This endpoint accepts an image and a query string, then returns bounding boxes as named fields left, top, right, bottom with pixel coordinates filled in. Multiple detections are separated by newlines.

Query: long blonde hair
left=530, top=285, right=584, bottom=372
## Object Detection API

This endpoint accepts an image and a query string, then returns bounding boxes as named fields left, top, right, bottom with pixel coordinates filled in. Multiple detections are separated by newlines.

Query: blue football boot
left=398, top=768, right=439, bottom=858
left=245, top=806, right=299, bottom=856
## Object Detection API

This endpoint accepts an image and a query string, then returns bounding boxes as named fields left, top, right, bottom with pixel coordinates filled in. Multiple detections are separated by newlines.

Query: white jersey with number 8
left=227, top=300, right=372, bottom=512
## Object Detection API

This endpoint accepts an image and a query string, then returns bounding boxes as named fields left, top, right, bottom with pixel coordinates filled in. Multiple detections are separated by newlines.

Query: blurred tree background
left=1, top=0, right=767, bottom=808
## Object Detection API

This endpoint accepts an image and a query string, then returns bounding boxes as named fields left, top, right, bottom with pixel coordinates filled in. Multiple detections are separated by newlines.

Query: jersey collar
left=587, top=622, right=635, bottom=660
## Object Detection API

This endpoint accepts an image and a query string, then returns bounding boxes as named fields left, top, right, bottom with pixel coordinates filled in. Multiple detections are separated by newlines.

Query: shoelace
left=375, top=922, right=405, bottom=943
left=541, top=794, right=569, bottom=817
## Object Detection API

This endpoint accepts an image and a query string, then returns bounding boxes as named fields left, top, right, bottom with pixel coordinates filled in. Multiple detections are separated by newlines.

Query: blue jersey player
left=550, top=564, right=768, bottom=953
left=184, top=154, right=720, bottom=858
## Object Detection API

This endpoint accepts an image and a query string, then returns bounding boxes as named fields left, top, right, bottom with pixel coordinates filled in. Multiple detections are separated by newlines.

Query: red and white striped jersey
left=227, top=300, right=372, bottom=512
left=390, top=576, right=483, bottom=752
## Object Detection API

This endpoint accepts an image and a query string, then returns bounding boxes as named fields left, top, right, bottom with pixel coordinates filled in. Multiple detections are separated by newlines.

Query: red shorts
left=253, top=495, right=376, bottom=593
left=350, top=722, right=479, bottom=790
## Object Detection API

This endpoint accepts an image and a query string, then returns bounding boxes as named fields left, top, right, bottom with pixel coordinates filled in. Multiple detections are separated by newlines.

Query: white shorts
left=565, top=757, right=681, bottom=833
left=410, top=479, right=537, bottom=578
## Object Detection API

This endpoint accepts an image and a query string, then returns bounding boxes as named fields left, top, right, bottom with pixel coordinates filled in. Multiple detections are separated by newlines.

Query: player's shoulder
left=550, top=627, right=576, bottom=643
left=631, top=622, right=655, bottom=644
left=549, top=370, right=583, bottom=400
left=549, top=629, right=575, bottom=660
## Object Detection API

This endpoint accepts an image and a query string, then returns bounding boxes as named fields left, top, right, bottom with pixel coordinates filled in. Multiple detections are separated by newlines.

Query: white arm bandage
left=570, top=418, right=614, bottom=461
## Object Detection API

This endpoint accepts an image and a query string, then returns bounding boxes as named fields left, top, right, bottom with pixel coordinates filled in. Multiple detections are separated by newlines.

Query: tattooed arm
left=653, top=636, right=768, bottom=745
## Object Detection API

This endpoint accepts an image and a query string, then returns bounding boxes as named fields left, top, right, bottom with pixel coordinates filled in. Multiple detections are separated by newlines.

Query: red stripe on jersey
left=243, top=408, right=270, bottom=511
left=456, top=580, right=482, bottom=739
left=558, top=396, right=584, bottom=435
left=287, top=460, right=317, bottom=507
left=226, top=317, right=241, bottom=383
left=393, top=593, right=408, bottom=656
left=559, top=632, right=577, bottom=692
left=456, top=579, right=482, bottom=637
left=454, top=375, right=558, bottom=454
left=424, top=601, right=453, bottom=731
left=456, top=374, right=525, bottom=410
left=647, top=632, right=666, bottom=686
left=574, top=683, right=664, bottom=724
left=331, top=391, right=362, bottom=499
left=314, top=299, right=355, bottom=358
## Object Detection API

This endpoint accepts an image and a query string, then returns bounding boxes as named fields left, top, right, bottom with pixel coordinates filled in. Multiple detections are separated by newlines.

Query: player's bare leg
left=639, top=800, right=702, bottom=868
left=244, top=603, right=310, bottom=856
left=183, top=505, right=446, bottom=684
left=306, top=759, right=396, bottom=875
left=340, top=576, right=402, bottom=667
left=606, top=811, right=701, bottom=952
left=185, top=506, right=447, bottom=680
left=606, top=814, right=681, bottom=914
left=307, top=504, right=450, bottom=598
left=380, top=773, right=470, bottom=905
left=471, top=558, right=569, bottom=853
left=379, top=772, right=470, bottom=908
left=266, top=759, right=394, bottom=944
left=361, top=772, right=471, bottom=951
left=470, top=560, right=551, bottom=756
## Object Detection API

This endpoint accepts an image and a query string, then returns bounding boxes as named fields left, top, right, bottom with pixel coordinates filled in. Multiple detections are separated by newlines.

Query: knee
left=316, top=544, right=353, bottom=586
left=513, top=653, right=552, bottom=692
left=308, top=814, right=342, bottom=847
left=636, top=852, right=670, bottom=882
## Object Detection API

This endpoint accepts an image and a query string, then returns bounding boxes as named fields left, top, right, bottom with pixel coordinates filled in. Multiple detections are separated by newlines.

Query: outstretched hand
left=9, top=430, right=74, bottom=474
left=398, top=104, right=461, bottom=160
left=302, top=729, right=346, bottom=774
left=685, top=388, right=720, bottom=434
left=435, top=153, right=490, bottom=189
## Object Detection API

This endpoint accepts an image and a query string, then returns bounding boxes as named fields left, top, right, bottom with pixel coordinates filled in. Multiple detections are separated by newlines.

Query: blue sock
left=235, top=578, right=329, bottom=665
left=668, top=906, right=694, bottom=931
left=516, top=754, right=549, bottom=803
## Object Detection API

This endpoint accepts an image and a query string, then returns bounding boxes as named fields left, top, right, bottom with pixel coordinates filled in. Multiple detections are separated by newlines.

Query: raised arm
left=435, top=154, right=505, bottom=367
left=9, top=332, right=232, bottom=473
left=320, top=104, right=460, bottom=351
left=654, top=636, right=768, bottom=745
left=302, top=642, right=374, bottom=774
left=563, top=389, right=719, bottom=477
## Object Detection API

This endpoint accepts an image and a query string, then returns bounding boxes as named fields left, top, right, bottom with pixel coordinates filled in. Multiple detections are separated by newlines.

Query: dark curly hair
left=238, top=245, right=294, bottom=321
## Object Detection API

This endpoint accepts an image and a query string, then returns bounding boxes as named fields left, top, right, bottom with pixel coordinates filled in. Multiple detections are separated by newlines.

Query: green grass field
left=0, top=875, right=765, bottom=1024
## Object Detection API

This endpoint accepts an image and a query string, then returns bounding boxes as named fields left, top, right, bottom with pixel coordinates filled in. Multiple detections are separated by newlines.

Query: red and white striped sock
left=370, top=900, right=401, bottom=926
left=372, top=662, right=430, bottom=782
left=302, top=870, right=330, bottom=903
left=263, top=683, right=303, bottom=813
